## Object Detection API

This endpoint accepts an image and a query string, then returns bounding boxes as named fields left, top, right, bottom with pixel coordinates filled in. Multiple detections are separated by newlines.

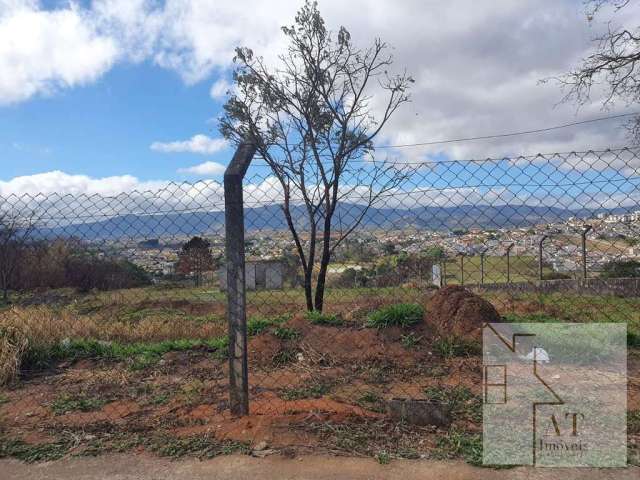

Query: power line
left=375, top=112, right=639, bottom=148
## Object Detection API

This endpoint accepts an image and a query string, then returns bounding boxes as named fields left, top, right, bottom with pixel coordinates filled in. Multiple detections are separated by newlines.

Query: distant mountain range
left=35, top=203, right=609, bottom=241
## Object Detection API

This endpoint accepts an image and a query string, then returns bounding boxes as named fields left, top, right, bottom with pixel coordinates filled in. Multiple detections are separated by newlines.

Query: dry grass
left=0, top=305, right=226, bottom=384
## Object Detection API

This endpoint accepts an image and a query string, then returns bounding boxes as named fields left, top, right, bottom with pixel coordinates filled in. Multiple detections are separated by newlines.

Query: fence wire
left=0, top=147, right=639, bottom=461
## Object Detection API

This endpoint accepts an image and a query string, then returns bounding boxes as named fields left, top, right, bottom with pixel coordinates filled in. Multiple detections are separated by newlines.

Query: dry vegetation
left=0, top=285, right=638, bottom=464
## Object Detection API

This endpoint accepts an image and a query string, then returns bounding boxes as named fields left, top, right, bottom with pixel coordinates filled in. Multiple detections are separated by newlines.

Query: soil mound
left=427, top=286, right=500, bottom=337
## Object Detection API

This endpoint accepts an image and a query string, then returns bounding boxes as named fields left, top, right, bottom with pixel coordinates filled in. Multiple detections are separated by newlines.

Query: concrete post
left=480, top=248, right=487, bottom=285
left=581, top=225, right=592, bottom=282
left=458, top=253, right=465, bottom=286
left=538, top=235, right=548, bottom=282
left=224, top=141, right=257, bottom=416
left=506, top=243, right=514, bottom=284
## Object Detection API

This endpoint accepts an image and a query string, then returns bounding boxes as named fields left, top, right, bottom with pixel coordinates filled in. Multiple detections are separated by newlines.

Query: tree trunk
left=303, top=267, right=314, bottom=311
left=314, top=215, right=333, bottom=312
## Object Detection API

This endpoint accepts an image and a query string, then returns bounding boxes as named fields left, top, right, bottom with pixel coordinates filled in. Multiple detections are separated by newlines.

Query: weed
left=629, top=410, right=640, bottom=434
left=180, top=380, right=206, bottom=404
left=357, top=391, right=386, bottom=413
left=306, top=310, right=343, bottom=326
left=376, top=450, right=391, bottom=464
left=51, top=394, right=107, bottom=415
left=366, top=303, right=424, bottom=328
left=272, top=326, right=300, bottom=340
left=272, top=348, right=297, bottom=365
left=247, top=314, right=288, bottom=336
left=400, top=332, right=423, bottom=349
left=77, top=433, right=143, bottom=457
left=22, top=336, right=229, bottom=371
left=432, top=336, right=481, bottom=358
left=424, top=385, right=480, bottom=420
left=148, top=393, right=170, bottom=406
left=358, top=391, right=382, bottom=404
left=0, top=393, right=8, bottom=405
left=0, top=437, right=72, bottom=463
left=435, top=428, right=482, bottom=465
left=148, top=435, right=249, bottom=459
left=281, top=380, right=331, bottom=400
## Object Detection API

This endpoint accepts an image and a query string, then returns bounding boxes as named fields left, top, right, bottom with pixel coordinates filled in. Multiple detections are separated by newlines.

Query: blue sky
left=1, top=0, right=639, bottom=203
left=0, top=62, right=230, bottom=181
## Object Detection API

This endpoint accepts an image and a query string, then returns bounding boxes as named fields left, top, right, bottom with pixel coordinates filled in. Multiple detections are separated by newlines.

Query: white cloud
left=209, top=78, right=231, bottom=100
left=0, top=170, right=162, bottom=197
left=4, top=0, right=640, bottom=161
left=178, top=161, right=226, bottom=175
left=150, top=134, right=228, bottom=154
left=0, top=2, right=118, bottom=104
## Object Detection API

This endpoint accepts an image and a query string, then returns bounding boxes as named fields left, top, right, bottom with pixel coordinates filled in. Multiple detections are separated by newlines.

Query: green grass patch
left=375, top=450, right=391, bottom=465
left=22, top=336, right=229, bottom=371
left=281, top=380, right=331, bottom=400
left=425, top=385, right=481, bottom=421
left=434, top=428, right=482, bottom=465
left=272, top=326, right=300, bottom=340
left=433, top=336, right=481, bottom=358
left=51, top=394, right=107, bottom=415
left=0, top=437, right=72, bottom=463
left=629, top=410, right=640, bottom=435
left=366, top=303, right=424, bottom=328
left=306, top=310, right=343, bottom=326
left=148, top=435, right=249, bottom=459
left=247, top=314, right=290, bottom=336
left=400, top=332, right=423, bottom=349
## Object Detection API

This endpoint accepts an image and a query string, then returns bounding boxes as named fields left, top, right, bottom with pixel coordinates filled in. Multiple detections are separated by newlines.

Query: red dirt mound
left=427, top=285, right=500, bottom=338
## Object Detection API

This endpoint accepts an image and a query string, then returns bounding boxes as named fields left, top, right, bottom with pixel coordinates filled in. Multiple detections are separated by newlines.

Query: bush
left=366, top=303, right=424, bottom=328
left=601, top=260, right=640, bottom=279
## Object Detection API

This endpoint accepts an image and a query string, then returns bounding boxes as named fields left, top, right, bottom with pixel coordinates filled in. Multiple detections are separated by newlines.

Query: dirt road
left=1, top=454, right=638, bottom=480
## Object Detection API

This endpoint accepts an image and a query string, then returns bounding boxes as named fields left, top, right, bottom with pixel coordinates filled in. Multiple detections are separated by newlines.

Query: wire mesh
left=0, top=147, right=639, bottom=460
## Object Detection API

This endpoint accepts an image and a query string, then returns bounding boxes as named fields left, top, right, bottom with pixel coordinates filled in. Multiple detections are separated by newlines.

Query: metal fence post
left=581, top=225, right=592, bottom=282
left=480, top=248, right=487, bottom=285
left=224, top=141, right=257, bottom=416
left=458, top=253, right=465, bottom=285
left=538, top=235, right=548, bottom=281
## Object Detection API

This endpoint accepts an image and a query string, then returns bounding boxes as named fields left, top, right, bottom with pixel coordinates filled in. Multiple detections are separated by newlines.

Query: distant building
left=218, top=260, right=284, bottom=291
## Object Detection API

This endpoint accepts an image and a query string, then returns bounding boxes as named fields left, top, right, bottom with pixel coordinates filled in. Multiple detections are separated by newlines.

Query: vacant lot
left=0, top=285, right=638, bottom=465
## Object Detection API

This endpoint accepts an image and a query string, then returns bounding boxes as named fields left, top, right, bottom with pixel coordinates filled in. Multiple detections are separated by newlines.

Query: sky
left=1, top=0, right=640, bottom=202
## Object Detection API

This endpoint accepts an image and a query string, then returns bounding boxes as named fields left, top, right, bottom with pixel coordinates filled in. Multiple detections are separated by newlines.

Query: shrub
left=366, top=303, right=424, bottom=328
left=432, top=336, right=481, bottom=358
left=272, top=327, right=299, bottom=340
left=601, top=260, right=640, bottom=279
left=246, top=314, right=289, bottom=336
left=306, top=310, right=343, bottom=326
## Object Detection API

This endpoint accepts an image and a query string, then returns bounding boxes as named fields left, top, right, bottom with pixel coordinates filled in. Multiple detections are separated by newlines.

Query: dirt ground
left=2, top=454, right=639, bottom=480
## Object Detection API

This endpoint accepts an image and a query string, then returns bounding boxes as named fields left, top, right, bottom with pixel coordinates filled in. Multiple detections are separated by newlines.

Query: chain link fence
left=0, top=147, right=639, bottom=461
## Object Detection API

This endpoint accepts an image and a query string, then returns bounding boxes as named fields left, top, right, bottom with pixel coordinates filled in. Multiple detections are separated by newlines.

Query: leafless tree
left=220, top=1, right=412, bottom=311
left=558, top=0, right=640, bottom=138
left=0, top=211, right=36, bottom=303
